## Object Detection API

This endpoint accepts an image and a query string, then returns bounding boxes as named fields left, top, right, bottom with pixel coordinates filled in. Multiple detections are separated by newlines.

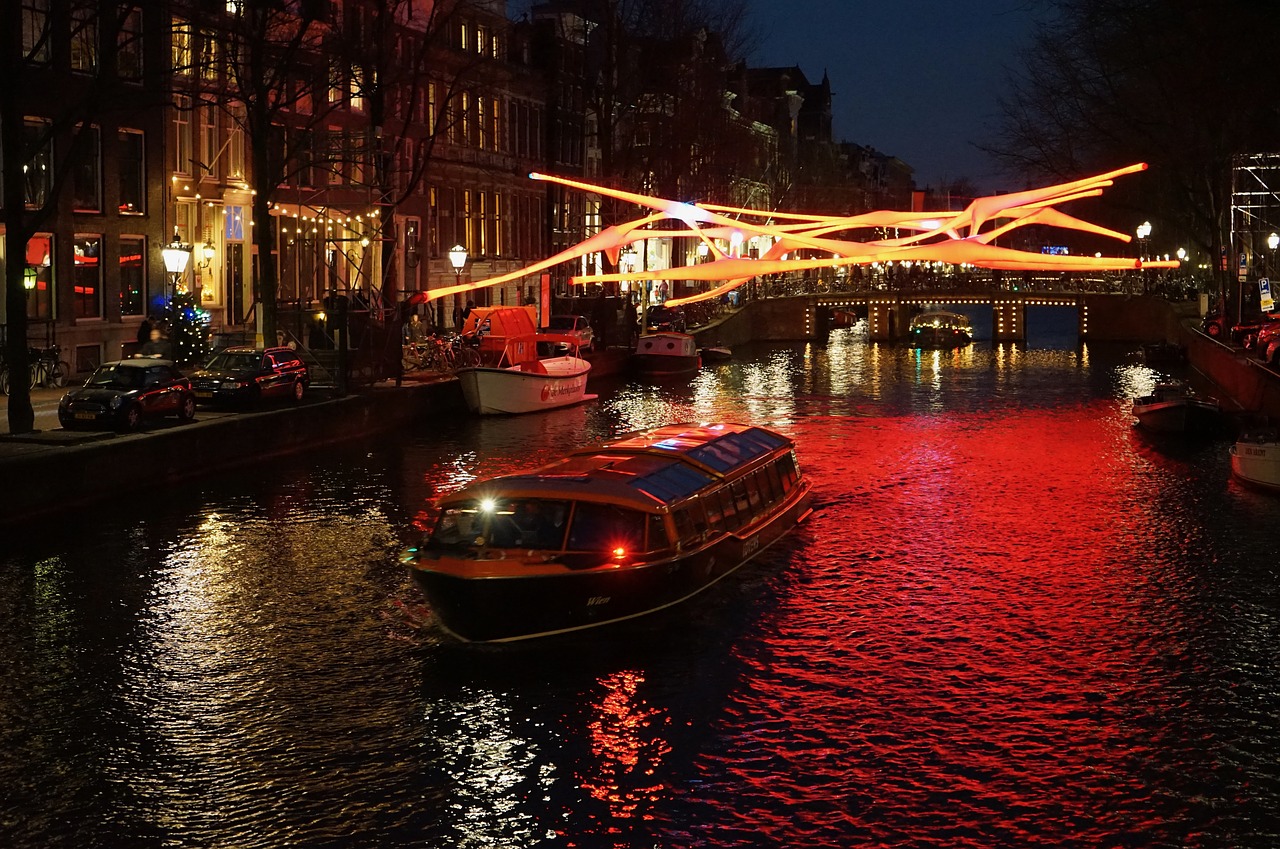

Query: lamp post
left=1268, top=233, right=1278, bottom=276
left=448, top=244, right=467, bottom=329
left=23, top=265, right=37, bottom=291
left=1135, top=221, right=1152, bottom=260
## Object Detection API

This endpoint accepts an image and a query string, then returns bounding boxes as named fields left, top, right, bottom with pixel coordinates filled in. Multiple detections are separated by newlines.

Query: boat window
left=703, top=491, right=726, bottom=534
left=764, top=462, right=785, bottom=499
left=647, top=514, right=670, bottom=551
left=430, top=503, right=488, bottom=547
left=566, top=502, right=646, bottom=552
left=631, top=462, right=714, bottom=502
left=741, top=475, right=764, bottom=514
left=673, top=508, right=699, bottom=545
left=753, top=467, right=777, bottom=504
left=479, top=498, right=570, bottom=550
left=777, top=453, right=798, bottom=490
left=730, top=479, right=752, bottom=519
left=719, top=488, right=742, bottom=532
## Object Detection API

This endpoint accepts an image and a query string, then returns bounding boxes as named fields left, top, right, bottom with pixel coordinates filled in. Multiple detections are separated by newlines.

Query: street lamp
left=448, top=244, right=468, bottom=281
left=161, top=234, right=192, bottom=298
left=1268, top=233, right=1278, bottom=275
left=23, top=265, right=37, bottom=291
left=1136, top=221, right=1152, bottom=259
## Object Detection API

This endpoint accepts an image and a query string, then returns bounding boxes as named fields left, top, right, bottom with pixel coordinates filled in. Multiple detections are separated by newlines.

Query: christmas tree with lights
left=167, top=292, right=210, bottom=364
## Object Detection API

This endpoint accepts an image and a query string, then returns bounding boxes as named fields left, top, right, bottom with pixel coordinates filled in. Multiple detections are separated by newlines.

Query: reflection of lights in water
left=428, top=688, right=543, bottom=847
left=582, top=670, right=671, bottom=822
left=1114, top=363, right=1159, bottom=401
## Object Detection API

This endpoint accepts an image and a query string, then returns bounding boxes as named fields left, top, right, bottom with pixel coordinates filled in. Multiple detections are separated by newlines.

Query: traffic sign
left=1261, top=278, right=1274, bottom=312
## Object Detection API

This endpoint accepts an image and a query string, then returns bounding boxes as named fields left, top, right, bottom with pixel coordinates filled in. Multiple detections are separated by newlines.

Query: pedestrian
left=139, top=328, right=173, bottom=359
left=136, top=315, right=154, bottom=346
left=403, top=312, right=427, bottom=345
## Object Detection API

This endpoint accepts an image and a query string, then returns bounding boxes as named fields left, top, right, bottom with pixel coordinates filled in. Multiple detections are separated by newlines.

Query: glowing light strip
left=426, top=164, right=1173, bottom=305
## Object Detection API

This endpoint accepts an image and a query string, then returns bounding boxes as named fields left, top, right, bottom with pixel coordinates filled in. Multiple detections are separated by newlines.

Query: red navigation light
left=612, top=546, right=627, bottom=560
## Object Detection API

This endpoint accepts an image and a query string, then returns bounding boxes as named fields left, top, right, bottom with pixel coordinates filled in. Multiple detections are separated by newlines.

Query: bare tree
left=988, top=0, right=1280, bottom=301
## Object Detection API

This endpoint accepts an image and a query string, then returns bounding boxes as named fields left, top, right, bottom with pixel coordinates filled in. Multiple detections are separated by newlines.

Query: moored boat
left=1230, top=429, right=1280, bottom=490
left=632, top=331, right=700, bottom=378
left=402, top=422, right=813, bottom=642
left=908, top=310, right=972, bottom=348
left=456, top=333, right=593, bottom=415
left=1131, top=381, right=1221, bottom=434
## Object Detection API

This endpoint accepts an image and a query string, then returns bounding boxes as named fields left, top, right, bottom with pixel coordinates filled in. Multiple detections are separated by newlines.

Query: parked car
left=545, top=314, right=594, bottom=353
left=58, top=360, right=196, bottom=432
left=644, top=304, right=687, bottom=333
left=1258, top=318, right=1280, bottom=365
left=1202, top=312, right=1280, bottom=347
left=188, top=346, right=310, bottom=406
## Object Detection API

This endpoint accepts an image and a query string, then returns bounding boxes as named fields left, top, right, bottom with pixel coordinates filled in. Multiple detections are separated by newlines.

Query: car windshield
left=87, top=364, right=146, bottom=389
left=203, top=351, right=261, bottom=370
left=547, top=316, right=578, bottom=331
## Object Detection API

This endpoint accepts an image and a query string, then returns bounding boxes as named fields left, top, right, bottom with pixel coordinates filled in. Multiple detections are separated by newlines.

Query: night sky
left=742, top=0, right=1041, bottom=191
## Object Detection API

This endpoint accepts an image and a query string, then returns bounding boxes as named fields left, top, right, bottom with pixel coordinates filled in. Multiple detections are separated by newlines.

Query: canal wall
left=0, top=380, right=466, bottom=528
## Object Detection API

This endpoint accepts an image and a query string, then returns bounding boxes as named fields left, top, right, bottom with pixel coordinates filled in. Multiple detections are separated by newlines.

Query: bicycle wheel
left=49, top=360, right=71, bottom=388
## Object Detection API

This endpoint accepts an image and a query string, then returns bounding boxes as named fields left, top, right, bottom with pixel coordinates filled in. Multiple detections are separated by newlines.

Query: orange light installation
left=424, top=164, right=1176, bottom=307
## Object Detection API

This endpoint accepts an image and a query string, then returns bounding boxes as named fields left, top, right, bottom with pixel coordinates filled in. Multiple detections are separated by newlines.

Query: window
left=12, top=234, right=54, bottom=319
left=117, top=129, right=144, bottom=213
left=200, top=106, right=218, bottom=177
left=70, top=126, right=101, bottom=212
left=119, top=236, right=145, bottom=316
left=327, top=127, right=342, bottom=184
left=23, top=119, right=52, bottom=209
left=118, top=6, right=143, bottom=81
left=70, top=1, right=98, bottom=73
left=566, top=502, right=645, bottom=553
left=349, top=65, right=364, bottom=113
left=22, top=0, right=50, bottom=63
left=174, top=96, right=192, bottom=174
left=199, top=29, right=218, bottom=81
left=172, top=17, right=192, bottom=75
left=226, top=106, right=245, bottom=179
left=73, top=235, right=103, bottom=319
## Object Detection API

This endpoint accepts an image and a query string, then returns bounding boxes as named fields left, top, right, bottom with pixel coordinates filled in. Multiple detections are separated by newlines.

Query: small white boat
left=1131, top=381, right=1221, bottom=434
left=456, top=332, right=594, bottom=415
left=632, top=332, right=700, bottom=378
left=1231, top=429, right=1280, bottom=490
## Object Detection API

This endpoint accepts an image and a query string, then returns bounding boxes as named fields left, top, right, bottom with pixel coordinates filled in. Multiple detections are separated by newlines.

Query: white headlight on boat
left=480, top=498, right=496, bottom=513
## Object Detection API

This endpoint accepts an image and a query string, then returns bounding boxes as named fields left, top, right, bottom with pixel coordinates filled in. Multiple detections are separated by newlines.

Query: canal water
left=3, top=309, right=1279, bottom=848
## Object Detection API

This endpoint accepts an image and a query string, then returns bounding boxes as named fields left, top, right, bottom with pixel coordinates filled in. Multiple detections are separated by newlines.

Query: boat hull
left=457, top=356, right=592, bottom=414
left=1231, top=440, right=1280, bottom=490
left=410, top=483, right=813, bottom=642
left=1132, top=398, right=1220, bottom=434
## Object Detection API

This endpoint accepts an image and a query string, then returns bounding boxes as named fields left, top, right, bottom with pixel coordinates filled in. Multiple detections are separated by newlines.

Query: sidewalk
left=1, top=385, right=74, bottom=436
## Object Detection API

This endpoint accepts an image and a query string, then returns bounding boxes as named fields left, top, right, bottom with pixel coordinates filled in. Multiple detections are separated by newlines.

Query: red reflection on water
left=696, top=400, right=1217, bottom=844
left=580, top=670, right=671, bottom=824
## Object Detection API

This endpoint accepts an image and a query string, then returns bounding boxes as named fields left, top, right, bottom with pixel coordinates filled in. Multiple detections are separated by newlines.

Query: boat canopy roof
left=910, top=309, right=972, bottom=329
left=439, top=423, right=793, bottom=510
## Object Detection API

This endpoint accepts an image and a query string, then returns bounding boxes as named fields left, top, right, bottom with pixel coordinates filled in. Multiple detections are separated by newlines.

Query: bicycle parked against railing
left=403, top=334, right=481, bottom=374
left=0, top=345, right=71, bottom=393
left=30, top=345, right=72, bottom=389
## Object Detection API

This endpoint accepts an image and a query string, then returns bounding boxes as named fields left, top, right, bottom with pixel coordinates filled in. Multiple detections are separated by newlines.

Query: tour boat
left=1131, top=381, right=1221, bottom=434
left=455, top=332, right=593, bottom=415
left=402, top=422, right=813, bottom=642
left=1230, top=429, right=1280, bottom=491
left=907, top=310, right=973, bottom=348
left=632, top=331, right=701, bottom=378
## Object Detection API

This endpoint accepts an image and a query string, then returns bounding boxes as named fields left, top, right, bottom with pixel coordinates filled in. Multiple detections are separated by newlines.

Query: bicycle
left=29, top=345, right=72, bottom=389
